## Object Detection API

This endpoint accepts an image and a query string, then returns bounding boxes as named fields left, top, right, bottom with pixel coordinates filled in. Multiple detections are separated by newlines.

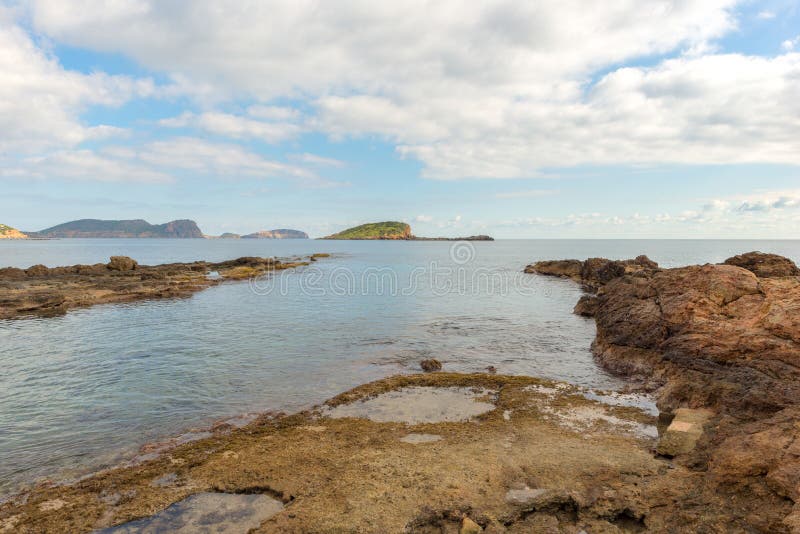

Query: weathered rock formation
left=525, top=255, right=659, bottom=289
left=0, top=255, right=317, bottom=319
left=527, top=251, right=800, bottom=531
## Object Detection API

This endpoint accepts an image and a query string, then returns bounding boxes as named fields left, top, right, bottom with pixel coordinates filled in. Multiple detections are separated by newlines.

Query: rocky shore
left=527, top=251, right=800, bottom=531
left=0, top=255, right=319, bottom=320
left=2, top=251, right=798, bottom=533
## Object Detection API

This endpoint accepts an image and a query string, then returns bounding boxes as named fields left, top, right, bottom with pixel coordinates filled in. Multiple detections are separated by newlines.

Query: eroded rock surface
left=529, top=251, right=800, bottom=531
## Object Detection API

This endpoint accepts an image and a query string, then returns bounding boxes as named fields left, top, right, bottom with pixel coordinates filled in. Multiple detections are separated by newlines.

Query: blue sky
left=1, top=1, right=799, bottom=238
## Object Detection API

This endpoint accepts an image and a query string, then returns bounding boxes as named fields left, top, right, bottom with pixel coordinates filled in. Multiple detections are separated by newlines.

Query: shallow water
left=0, top=239, right=798, bottom=497
left=324, top=387, right=497, bottom=424
left=96, top=492, right=284, bottom=534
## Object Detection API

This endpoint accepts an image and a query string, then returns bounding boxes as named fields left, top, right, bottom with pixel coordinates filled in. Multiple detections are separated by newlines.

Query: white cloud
left=0, top=17, right=154, bottom=154
left=159, top=110, right=302, bottom=143
left=414, top=214, right=433, bottom=223
left=288, top=153, right=347, bottom=168
left=756, top=11, right=776, bottom=20
left=9, top=1, right=800, bottom=183
left=782, top=36, right=800, bottom=51
left=0, top=150, right=172, bottom=183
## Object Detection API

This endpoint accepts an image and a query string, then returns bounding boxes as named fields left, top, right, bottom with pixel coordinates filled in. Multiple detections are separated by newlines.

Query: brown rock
left=0, top=267, right=26, bottom=280
left=25, top=264, right=50, bottom=277
left=656, top=408, right=713, bottom=457
left=525, top=260, right=583, bottom=279
left=573, top=295, right=599, bottom=317
left=724, top=251, right=800, bottom=278
left=108, top=256, right=138, bottom=271
left=420, top=359, right=442, bottom=372
left=461, top=517, right=483, bottom=533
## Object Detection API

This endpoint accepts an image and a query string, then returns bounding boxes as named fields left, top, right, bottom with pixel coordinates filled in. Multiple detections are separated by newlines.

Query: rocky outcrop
left=525, top=255, right=659, bottom=288
left=0, top=255, right=320, bottom=319
left=724, top=251, right=800, bottom=278
left=30, top=219, right=204, bottom=238
left=107, top=256, right=137, bottom=271
left=528, top=251, right=800, bottom=531
left=242, top=229, right=309, bottom=239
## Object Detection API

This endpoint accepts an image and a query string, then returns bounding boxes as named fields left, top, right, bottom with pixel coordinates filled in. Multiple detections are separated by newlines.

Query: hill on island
left=30, top=219, right=204, bottom=238
left=0, top=224, right=27, bottom=239
left=242, top=229, right=309, bottom=239
left=322, top=221, right=494, bottom=241
left=323, top=221, right=412, bottom=240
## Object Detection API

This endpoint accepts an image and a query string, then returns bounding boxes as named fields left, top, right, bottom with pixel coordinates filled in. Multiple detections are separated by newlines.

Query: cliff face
left=323, top=221, right=412, bottom=240
left=32, top=219, right=203, bottom=238
left=0, top=224, right=27, bottom=239
left=241, top=229, right=309, bottom=239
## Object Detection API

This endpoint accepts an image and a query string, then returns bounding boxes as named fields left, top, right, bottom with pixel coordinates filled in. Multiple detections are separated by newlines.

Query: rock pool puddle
left=96, top=492, right=283, bottom=533
left=323, top=386, right=496, bottom=424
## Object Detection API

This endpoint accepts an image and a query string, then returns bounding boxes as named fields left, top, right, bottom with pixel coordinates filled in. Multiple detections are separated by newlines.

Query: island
left=322, top=221, right=494, bottom=240
left=241, top=229, right=309, bottom=239
left=0, top=224, right=27, bottom=239
left=27, top=219, right=204, bottom=239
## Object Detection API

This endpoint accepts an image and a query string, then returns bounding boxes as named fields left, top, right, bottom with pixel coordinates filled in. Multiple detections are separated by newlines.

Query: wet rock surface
left=528, top=251, right=800, bottom=531
left=0, top=374, right=667, bottom=534
left=0, top=255, right=319, bottom=319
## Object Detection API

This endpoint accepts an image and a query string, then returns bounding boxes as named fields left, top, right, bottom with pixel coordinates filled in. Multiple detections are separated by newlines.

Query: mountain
left=31, top=219, right=204, bottom=238
left=241, top=229, right=309, bottom=239
left=323, top=221, right=412, bottom=240
left=218, top=233, right=241, bottom=239
left=0, top=224, right=27, bottom=239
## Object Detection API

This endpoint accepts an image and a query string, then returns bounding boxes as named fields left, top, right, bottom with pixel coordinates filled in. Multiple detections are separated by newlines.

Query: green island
left=322, top=221, right=494, bottom=241
left=323, top=221, right=412, bottom=240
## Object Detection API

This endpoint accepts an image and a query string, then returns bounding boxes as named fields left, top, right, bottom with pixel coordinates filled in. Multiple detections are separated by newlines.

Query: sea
left=1, top=238, right=798, bottom=498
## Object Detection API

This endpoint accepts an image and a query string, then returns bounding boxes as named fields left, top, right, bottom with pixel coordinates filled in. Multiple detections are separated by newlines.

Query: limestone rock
left=420, top=359, right=442, bottom=372
left=656, top=408, right=713, bottom=457
left=724, top=251, right=800, bottom=278
left=461, top=517, right=483, bottom=533
left=108, top=256, right=138, bottom=271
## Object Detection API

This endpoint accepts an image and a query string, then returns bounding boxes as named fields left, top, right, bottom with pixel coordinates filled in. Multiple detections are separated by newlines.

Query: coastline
left=2, top=251, right=799, bottom=532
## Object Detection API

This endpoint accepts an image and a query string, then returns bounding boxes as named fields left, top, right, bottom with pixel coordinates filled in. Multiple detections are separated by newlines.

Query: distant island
left=27, top=219, right=204, bottom=239
left=322, top=221, right=493, bottom=241
left=241, top=229, right=309, bottom=239
left=323, top=221, right=412, bottom=240
left=0, top=224, right=27, bottom=239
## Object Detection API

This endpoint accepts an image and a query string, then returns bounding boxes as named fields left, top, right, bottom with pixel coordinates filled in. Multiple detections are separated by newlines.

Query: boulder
left=656, top=408, right=713, bottom=457
left=0, top=267, right=27, bottom=280
left=25, top=264, right=50, bottom=277
left=461, top=517, right=483, bottom=533
left=108, top=256, right=138, bottom=271
left=724, top=251, right=800, bottom=278
left=420, top=359, right=442, bottom=372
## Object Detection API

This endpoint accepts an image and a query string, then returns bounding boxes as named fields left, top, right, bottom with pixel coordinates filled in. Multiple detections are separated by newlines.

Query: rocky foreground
left=0, top=255, right=325, bottom=319
left=528, top=251, right=800, bottom=531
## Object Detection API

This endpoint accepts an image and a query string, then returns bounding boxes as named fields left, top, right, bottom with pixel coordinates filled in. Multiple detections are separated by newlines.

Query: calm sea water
left=1, top=239, right=798, bottom=497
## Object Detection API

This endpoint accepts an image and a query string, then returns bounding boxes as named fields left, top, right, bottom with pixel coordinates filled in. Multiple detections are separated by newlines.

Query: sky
left=1, top=1, right=799, bottom=238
